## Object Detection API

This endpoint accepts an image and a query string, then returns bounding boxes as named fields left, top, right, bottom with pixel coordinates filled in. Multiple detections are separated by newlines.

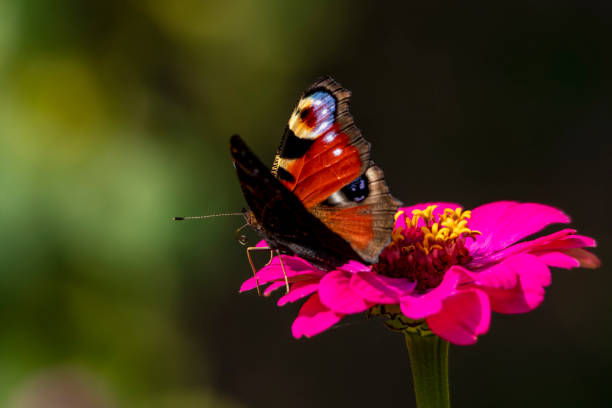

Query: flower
left=240, top=201, right=600, bottom=345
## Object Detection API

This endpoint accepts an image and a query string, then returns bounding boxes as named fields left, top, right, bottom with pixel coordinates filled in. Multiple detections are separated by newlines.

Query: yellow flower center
left=375, top=205, right=481, bottom=292
left=394, top=206, right=480, bottom=254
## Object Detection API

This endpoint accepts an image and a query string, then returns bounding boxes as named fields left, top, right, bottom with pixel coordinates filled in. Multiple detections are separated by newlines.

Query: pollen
left=409, top=206, right=480, bottom=254
left=375, top=205, right=481, bottom=292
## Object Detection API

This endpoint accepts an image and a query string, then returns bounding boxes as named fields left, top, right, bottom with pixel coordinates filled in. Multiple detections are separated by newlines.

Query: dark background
left=1, top=1, right=609, bottom=407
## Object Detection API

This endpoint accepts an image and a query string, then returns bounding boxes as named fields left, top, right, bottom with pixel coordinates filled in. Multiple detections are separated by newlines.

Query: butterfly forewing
left=270, top=77, right=401, bottom=263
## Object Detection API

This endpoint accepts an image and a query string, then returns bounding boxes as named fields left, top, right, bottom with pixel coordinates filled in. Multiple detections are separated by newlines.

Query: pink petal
left=426, top=288, right=491, bottom=345
left=522, top=233, right=597, bottom=255
left=469, top=229, right=574, bottom=268
left=469, top=228, right=599, bottom=270
left=350, top=272, right=416, bottom=304
left=467, top=202, right=570, bottom=258
left=563, top=248, right=601, bottom=269
left=553, top=234, right=597, bottom=248
left=240, top=255, right=324, bottom=292
left=239, top=278, right=261, bottom=293
left=399, top=267, right=461, bottom=319
left=458, top=263, right=518, bottom=289
left=536, top=251, right=580, bottom=269
left=255, top=240, right=269, bottom=248
left=264, top=281, right=287, bottom=296
left=291, top=294, right=344, bottom=338
left=466, top=254, right=551, bottom=314
left=318, top=270, right=374, bottom=314
left=277, top=280, right=320, bottom=306
left=338, top=260, right=370, bottom=273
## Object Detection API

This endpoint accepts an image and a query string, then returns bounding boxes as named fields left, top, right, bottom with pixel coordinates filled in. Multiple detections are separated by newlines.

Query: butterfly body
left=231, top=77, right=401, bottom=271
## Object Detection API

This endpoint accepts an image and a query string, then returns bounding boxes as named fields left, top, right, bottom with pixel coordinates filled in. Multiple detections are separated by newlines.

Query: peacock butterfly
left=231, top=77, right=401, bottom=281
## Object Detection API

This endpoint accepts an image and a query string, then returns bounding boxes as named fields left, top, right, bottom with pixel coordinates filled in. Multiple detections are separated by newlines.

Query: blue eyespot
left=307, top=91, right=336, bottom=136
left=341, top=175, right=368, bottom=203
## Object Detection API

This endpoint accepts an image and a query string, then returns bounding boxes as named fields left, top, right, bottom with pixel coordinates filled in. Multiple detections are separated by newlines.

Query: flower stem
left=404, top=332, right=450, bottom=408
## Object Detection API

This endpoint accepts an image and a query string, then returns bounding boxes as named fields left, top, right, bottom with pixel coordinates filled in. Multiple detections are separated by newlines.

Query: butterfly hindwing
left=270, top=77, right=401, bottom=264
left=309, top=164, right=400, bottom=263
left=230, top=134, right=365, bottom=270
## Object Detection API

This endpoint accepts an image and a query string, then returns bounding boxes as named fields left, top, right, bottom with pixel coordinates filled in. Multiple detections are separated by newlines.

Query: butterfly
left=231, top=76, right=401, bottom=291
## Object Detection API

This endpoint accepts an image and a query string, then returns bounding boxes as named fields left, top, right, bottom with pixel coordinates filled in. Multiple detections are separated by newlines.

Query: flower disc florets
left=374, top=206, right=480, bottom=292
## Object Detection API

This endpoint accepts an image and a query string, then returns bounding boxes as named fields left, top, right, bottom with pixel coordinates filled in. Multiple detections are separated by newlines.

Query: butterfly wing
left=230, top=134, right=365, bottom=270
left=271, top=77, right=401, bottom=263
left=271, top=77, right=369, bottom=208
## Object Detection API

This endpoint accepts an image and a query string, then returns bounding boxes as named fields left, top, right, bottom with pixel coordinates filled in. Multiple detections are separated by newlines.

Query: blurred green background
left=1, top=1, right=610, bottom=407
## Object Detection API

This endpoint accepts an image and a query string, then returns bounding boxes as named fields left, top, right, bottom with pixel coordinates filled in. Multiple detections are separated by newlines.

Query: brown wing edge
left=303, top=76, right=371, bottom=175
left=358, top=163, right=403, bottom=263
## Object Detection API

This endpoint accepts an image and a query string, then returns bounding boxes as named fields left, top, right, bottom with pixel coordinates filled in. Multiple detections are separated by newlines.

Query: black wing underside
left=230, top=134, right=365, bottom=270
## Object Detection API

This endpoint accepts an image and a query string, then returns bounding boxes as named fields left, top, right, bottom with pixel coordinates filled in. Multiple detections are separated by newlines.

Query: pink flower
left=240, top=202, right=600, bottom=345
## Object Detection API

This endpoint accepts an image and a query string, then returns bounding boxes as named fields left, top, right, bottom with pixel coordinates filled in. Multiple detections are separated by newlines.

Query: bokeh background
left=1, top=1, right=610, bottom=407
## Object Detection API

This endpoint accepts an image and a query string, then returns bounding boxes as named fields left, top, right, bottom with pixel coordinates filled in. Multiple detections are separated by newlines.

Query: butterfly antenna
left=172, top=212, right=244, bottom=221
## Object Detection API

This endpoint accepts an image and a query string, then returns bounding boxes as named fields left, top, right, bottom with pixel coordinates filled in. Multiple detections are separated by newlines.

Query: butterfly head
left=231, top=208, right=255, bottom=246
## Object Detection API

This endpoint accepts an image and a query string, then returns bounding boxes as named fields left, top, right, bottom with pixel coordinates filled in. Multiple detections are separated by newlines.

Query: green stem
left=404, top=332, right=450, bottom=408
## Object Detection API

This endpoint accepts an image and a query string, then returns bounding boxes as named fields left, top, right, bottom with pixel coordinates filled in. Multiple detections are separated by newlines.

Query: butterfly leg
left=246, top=246, right=272, bottom=296
left=265, top=250, right=274, bottom=266
left=275, top=250, right=290, bottom=294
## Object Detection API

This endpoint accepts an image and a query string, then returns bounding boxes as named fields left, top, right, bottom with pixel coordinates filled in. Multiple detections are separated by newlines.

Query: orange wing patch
left=286, top=128, right=361, bottom=208
left=310, top=205, right=374, bottom=250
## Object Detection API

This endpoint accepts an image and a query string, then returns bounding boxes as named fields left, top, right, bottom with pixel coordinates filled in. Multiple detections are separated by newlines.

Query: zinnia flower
left=240, top=201, right=600, bottom=345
